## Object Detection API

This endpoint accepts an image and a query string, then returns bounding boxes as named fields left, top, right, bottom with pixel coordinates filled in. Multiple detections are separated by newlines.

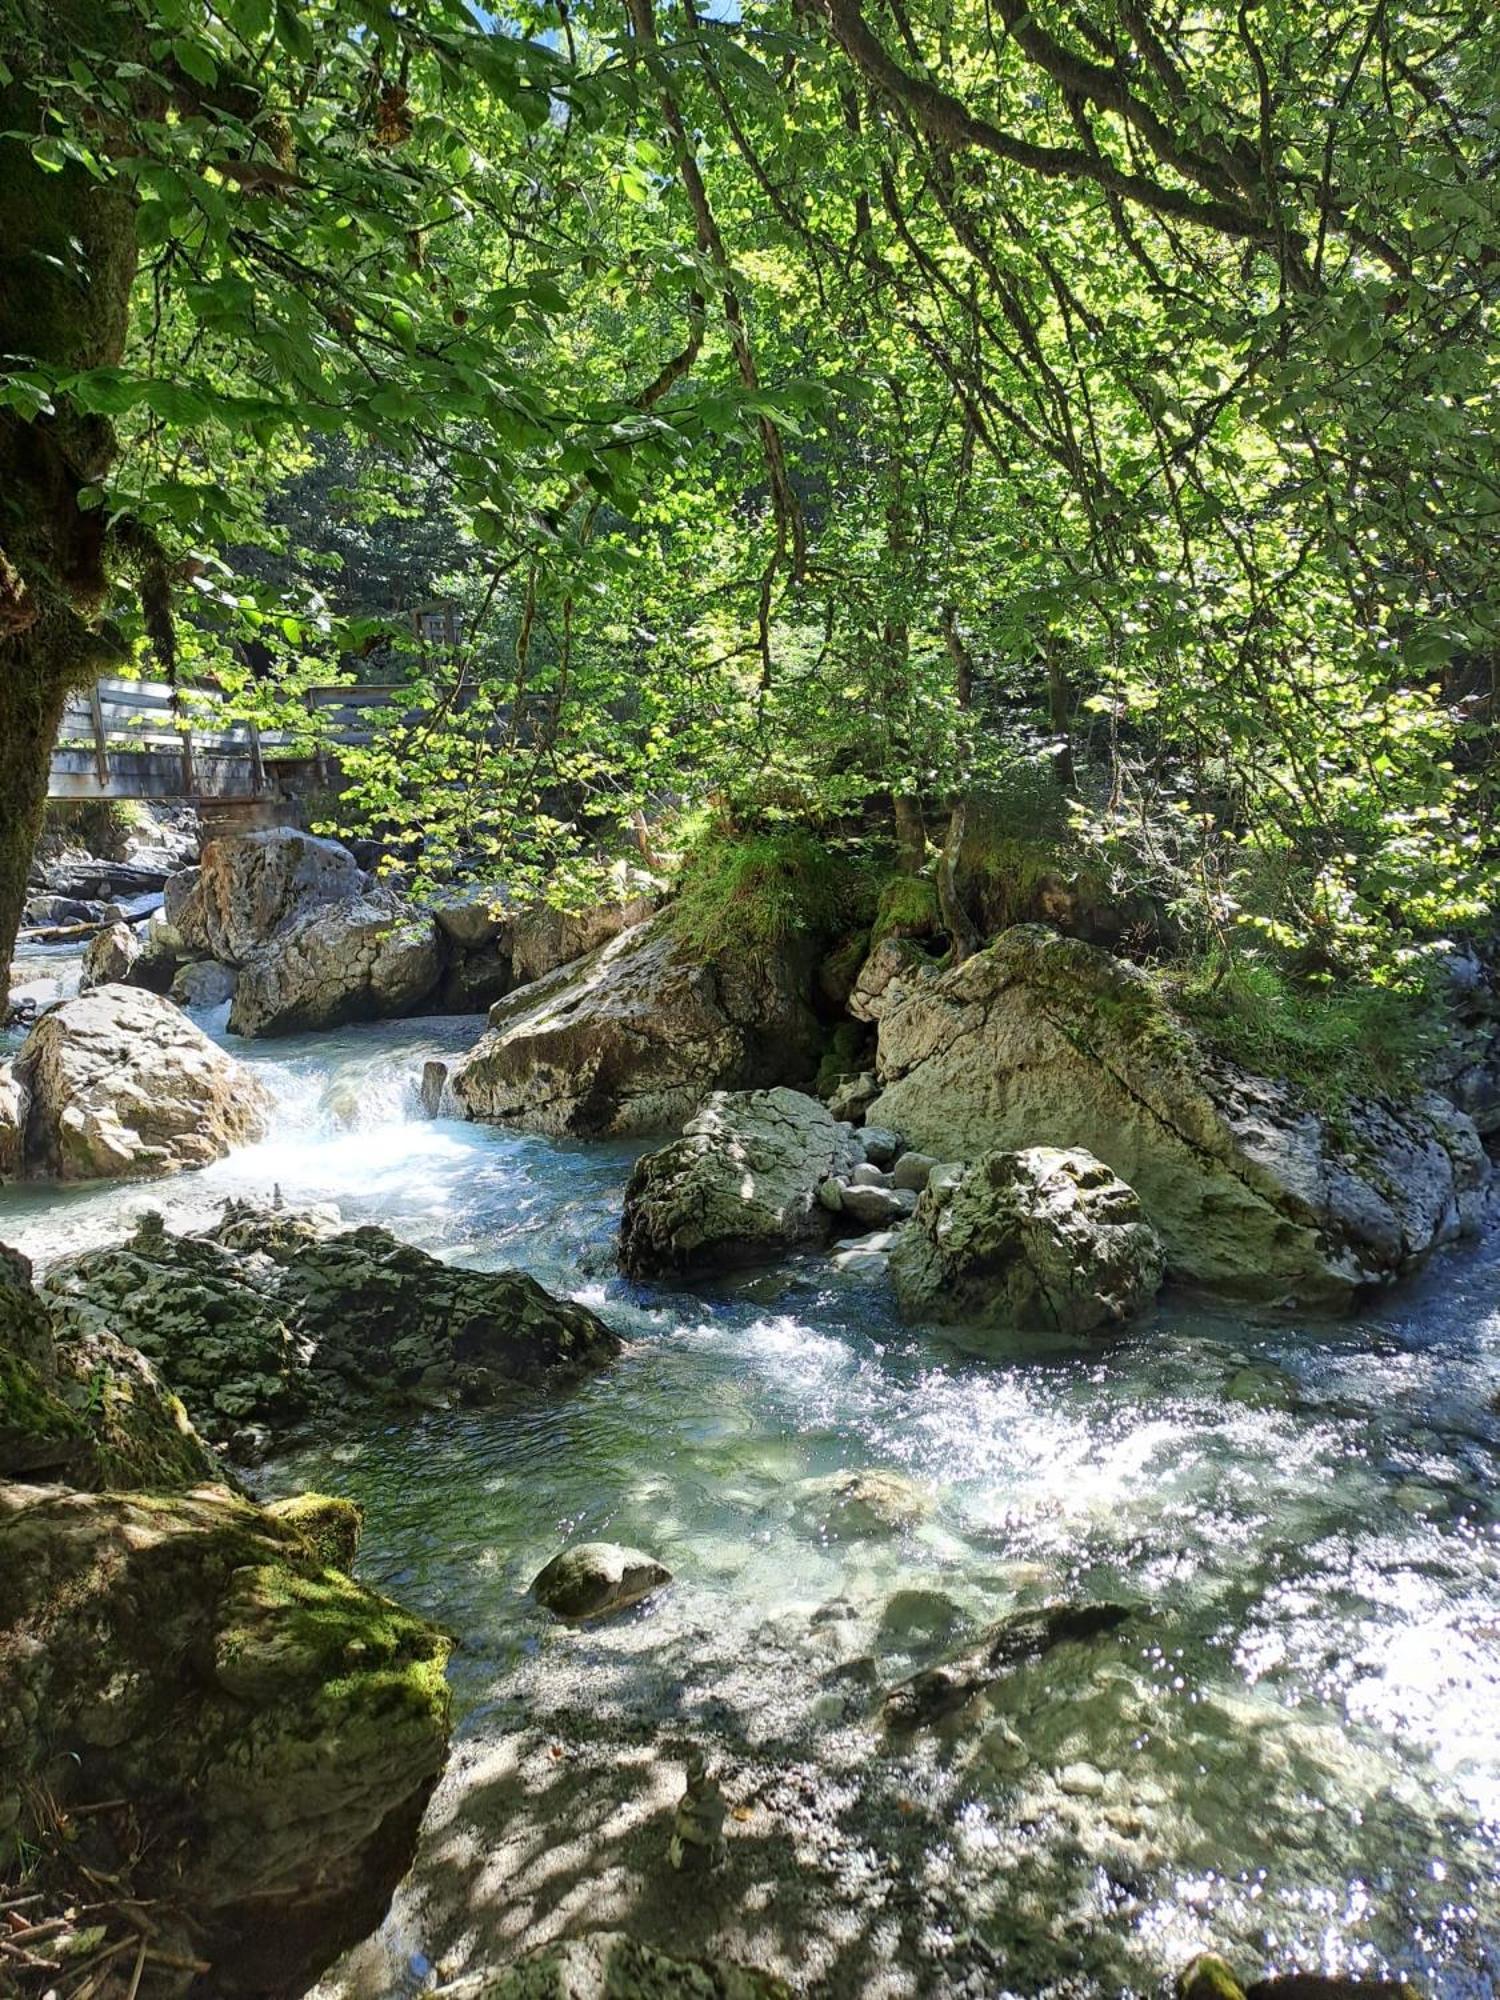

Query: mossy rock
left=870, top=873, right=941, bottom=948
left=1179, top=1957, right=1249, bottom=2000
left=0, top=1480, right=451, bottom=1996
left=266, top=1490, right=363, bottom=1568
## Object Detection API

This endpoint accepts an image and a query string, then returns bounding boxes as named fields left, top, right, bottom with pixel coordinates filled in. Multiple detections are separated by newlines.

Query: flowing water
left=4, top=949, right=1499, bottom=1997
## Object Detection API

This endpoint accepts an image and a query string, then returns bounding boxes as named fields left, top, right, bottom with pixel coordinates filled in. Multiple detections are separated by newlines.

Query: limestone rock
left=510, top=884, right=657, bottom=986
left=182, top=827, right=365, bottom=965
left=619, top=1087, right=862, bottom=1278
left=531, top=1541, right=672, bottom=1620
left=171, top=958, right=238, bottom=1010
left=229, top=898, right=442, bottom=1035
left=463, top=1933, right=789, bottom=1999
left=44, top=1204, right=622, bottom=1447
left=872, top=926, right=1490, bottom=1305
left=0, top=1480, right=450, bottom=1997
left=0, top=1061, right=23, bottom=1182
left=848, top=934, right=934, bottom=1023
left=13, top=985, right=269, bottom=1181
left=837, top=1182, right=916, bottom=1231
left=79, top=918, right=140, bottom=991
left=448, top=917, right=823, bottom=1139
left=891, top=1145, right=1165, bottom=1335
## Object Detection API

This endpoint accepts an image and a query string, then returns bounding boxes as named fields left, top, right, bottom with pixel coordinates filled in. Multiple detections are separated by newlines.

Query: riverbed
left=4, top=952, right=1499, bottom=1998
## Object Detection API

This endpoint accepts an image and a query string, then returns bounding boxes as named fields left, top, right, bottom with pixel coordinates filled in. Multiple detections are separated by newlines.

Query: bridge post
left=88, top=685, right=109, bottom=788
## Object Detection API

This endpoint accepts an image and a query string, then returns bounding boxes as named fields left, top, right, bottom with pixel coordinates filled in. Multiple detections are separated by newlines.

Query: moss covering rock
left=43, top=1201, right=622, bottom=1450
left=0, top=1478, right=451, bottom=1996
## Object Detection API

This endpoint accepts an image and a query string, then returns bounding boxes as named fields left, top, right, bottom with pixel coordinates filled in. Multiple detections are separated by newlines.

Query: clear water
left=3, top=959, right=1498, bottom=1998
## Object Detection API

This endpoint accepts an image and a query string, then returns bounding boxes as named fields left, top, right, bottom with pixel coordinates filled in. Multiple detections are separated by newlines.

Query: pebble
left=1058, top=1761, right=1106, bottom=1798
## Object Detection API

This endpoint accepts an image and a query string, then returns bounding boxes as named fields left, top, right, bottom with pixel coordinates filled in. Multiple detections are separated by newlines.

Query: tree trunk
left=1045, top=639, right=1076, bottom=792
left=0, top=626, right=76, bottom=1004
left=936, top=800, right=981, bottom=963
left=893, top=792, right=927, bottom=874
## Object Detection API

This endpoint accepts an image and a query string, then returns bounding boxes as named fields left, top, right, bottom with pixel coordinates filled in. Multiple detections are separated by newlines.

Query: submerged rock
left=230, top=896, right=443, bottom=1035
left=890, top=1145, right=1165, bottom=1334
left=459, top=1933, right=789, bottom=1998
left=44, top=1203, right=622, bottom=1448
left=531, top=1541, right=672, bottom=1620
left=0, top=1479, right=450, bottom=1997
left=449, top=917, right=823, bottom=1138
left=619, top=1087, right=862, bottom=1278
left=883, top=1598, right=1132, bottom=1730
left=871, top=926, right=1489, bottom=1306
left=801, top=1467, right=933, bottom=1537
left=9, top=984, right=269, bottom=1182
left=1177, top=1960, right=1423, bottom=2000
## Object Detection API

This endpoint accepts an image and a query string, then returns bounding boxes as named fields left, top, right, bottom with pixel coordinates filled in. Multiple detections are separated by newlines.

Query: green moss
left=1177, top=1954, right=1248, bottom=2000
left=0, top=1346, right=84, bottom=1464
left=815, top=1021, right=873, bottom=1095
left=267, top=1492, right=363, bottom=1569
left=870, top=873, right=941, bottom=947
left=669, top=829, right=872, bottom=958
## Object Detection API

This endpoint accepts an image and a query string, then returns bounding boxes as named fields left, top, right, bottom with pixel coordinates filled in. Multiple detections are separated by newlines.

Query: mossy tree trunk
left=0, top=22, right=141, bottom=1000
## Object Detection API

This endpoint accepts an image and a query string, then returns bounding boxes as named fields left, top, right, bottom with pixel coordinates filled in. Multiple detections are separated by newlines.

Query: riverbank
left=5, top=984, right=1498, bottom=1996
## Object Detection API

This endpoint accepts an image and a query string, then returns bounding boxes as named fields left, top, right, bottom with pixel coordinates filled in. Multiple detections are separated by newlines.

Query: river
left=4, top=946, right=1498, bottom=1998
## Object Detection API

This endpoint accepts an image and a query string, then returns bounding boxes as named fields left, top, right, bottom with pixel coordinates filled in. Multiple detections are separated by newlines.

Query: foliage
left=1, top=0, right=1497, bottom=985
left=1170, top=956, right=1445, bottom=1109
left=669, top=830, right=871, bottom=959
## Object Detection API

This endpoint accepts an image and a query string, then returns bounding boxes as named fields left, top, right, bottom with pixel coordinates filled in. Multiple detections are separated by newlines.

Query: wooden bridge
left=49, top=677, right=413, bottom=807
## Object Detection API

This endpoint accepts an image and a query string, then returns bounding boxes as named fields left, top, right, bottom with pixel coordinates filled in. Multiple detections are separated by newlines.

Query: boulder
left=531, top=1542, right=672, bottom=1621
left=449, top=917, right=823, bottom=1138
left=0, top=1480, right=450, bottom=1997
left=510, top=885, right=657, bottom=986
left=619, top=1087, right=862, bottom=1279
left=0, top=1062, right=23, bottom=1181
left=183, top=827, right=365, bottom=965
left=848, top=933, right=934, bottom=1023
left=831, top=1182, right=916, bottom=1231
left=1, top=1243, right=219, bottom=1489
left=11, top=985, right=270, bottom=1182
left=78, top=917, right=140, bottom=991
left=30, top=856, right=168, bottom=901
left=466, top=1933, right=789, bottom=1999
left=172, top=957, right=238, bottom=1010
left=44, top=1203, right=623, bottom=1447
left=229, top=898, right=442, bottom=1035
left=871, top=926, right=1490, bottom=1306
left=890, top=1145, right=1165, bottom=1335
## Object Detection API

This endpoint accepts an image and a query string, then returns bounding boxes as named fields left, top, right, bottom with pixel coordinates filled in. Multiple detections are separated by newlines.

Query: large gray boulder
left=176, top=827, right=365, bottom=966
left=619, top=1087, right=862, bottom=1278
left=9, top=985, right=269, bottom=1182
left=870, top=927, right=1489, bottom=1306
left=890, top=1146, right=1165, bottom=1334
left=448, top=917, right=823, bottom=1138
left=0, top=1061, right=23, bottom=1181
left=229, top=898, right=442, bottom=1035
left=531, top=1542, right=672, bottom=1621
left=44, top=1203, right=623, bottom=1447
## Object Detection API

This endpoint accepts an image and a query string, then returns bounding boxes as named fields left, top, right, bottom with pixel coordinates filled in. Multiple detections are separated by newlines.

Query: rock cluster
left=870, top=926, right=1489, bottom=1306
left=44, top=1201, right=622, bottom=1449
left=3, top=984, right=270, bottom=1182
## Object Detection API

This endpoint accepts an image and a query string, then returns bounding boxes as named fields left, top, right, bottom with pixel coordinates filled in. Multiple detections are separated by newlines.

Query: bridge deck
left=49, top=677, right=415, bottom=803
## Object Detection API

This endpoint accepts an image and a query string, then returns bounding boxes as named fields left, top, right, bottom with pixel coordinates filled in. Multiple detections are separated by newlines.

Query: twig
left=124, top=1935, right=148, bottom=2000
